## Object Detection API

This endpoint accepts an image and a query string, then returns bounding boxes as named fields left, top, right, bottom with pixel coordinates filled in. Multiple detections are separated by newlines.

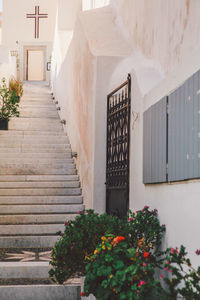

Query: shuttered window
left=143, top=97, right=167, bottom=184
left=143, top=69, right=200, bottom=184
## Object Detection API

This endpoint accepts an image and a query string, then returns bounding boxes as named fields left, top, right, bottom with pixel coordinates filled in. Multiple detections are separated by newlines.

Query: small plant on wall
left=0, top=77, right=20, bottom=130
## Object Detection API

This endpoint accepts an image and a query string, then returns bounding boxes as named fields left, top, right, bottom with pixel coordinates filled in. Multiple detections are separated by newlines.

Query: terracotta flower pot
left=0, top=118, right=8, bottom=130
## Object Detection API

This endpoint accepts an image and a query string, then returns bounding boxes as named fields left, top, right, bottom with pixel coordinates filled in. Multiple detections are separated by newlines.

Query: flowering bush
left=83, top=235, right=164, bottom=300
left=49, top=210, right=128, bottom=284
left=49, top=207, right=166, bottom=285
left=160, top=245, right=200, bottom=299
left=127, top=206, right=165, bottom=253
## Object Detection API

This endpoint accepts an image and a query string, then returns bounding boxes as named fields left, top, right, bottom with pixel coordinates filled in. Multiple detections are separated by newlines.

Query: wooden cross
left=26, top=6, right=48, bottom=39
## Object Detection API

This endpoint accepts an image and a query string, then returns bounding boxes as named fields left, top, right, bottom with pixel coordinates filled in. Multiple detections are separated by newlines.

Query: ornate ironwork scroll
left=106, top=74, right=131, bottom=217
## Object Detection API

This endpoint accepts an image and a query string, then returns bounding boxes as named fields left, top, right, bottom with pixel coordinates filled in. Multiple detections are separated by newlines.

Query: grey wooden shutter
left=143, top=97, right=167, bottom=184
left=168, top=70, right=200, bottom=181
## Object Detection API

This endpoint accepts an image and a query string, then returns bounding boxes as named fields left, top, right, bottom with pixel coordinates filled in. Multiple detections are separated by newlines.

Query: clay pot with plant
left=0, top=78, right=20, bottom=130
left=9, top=76, right=23, bottom=101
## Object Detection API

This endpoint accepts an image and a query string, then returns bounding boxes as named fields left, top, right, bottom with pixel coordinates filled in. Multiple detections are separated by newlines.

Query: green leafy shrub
left=83, top=234, right=164, bottom=300
left=49, top=210, right=128, bottom=283
left=49, top=207, right=165, bottom=285
left=0, top=77, right=20, bottom=120
left=127, top=206, right=165, bottom=253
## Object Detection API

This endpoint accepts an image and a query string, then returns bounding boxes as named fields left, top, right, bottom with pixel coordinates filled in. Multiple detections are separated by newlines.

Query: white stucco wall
left=0, top=57, right=17, bottom=84
left=51, top=12, right=96, bottom=209
left=51, top=0, right=200, bottom=268
left=92, top=0, right=200, bottom=267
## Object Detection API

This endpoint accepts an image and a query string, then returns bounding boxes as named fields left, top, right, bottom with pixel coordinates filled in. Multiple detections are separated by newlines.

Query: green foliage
left=0, top=77, right=20, bottom=121
left=49, top=207, right=165, bottom=285
left=9, top=76, right=23, bottom=98
left=127, top=206, right=165, bottom=253
left=49, top=210, right=128, bottom=284
left=83, top=235, right=164, bottom=300
left=160, top=246, right=200, bottom=300
left=50, top=206, right=200, bottom=299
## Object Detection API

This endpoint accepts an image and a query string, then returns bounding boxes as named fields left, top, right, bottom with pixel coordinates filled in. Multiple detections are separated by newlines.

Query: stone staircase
left=0, top=82, right=82, bottom=300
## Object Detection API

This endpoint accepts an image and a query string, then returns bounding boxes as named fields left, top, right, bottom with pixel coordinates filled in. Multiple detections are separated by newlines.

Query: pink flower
left=164, top=267, right=168, bottom=271
left=195, top=249, right=200, bottom=255
left=171, top=248, right=175, bottom=254
left=165, top=261, right=169, bottom=265
left=142, top=263, right=147, bottom=267
left=78, top=211, right=83, bottom=215
left=160, top=275, right=164, bottom=279
left=142, top=206, right=149, bottom=211
left=128, top=217, right=135, bottom=222
left=168, top=269, right=172, bottom=273
left=171, top=247, right=178, bottom=255
left=138, top=280, right=146, bottom=287
left=64, top=221, right=69, bottom=226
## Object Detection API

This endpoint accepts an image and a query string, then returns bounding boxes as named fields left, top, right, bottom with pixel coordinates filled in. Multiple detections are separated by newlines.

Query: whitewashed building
left=0, top=0, right=200, bottom=298
left=51, top=0, right=200, bottom=268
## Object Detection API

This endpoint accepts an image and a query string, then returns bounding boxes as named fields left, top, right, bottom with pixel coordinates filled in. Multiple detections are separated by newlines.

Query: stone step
left=0, top=181, right=80, bottom=189
left=0, top=130, right=67, bottom=136
left=0, top=285, right=80, bottom=300
left=0, top=143, right=70, bottom=149
left=0, top=175, right=78, bottom=182
left=19, top=112, right=59, bottom=119
left=0, top=152, right=72, bottom=158
left=0, top=236, right=59, bottom=248
left=0, top=195, right=83, bottom=205
left=0, top=188, right=81, bottom=196
left=0, top=147, right=72, bottom=154
left=0, top=158, right=74, bottom=165
left=0, top=135, right=69, bottom=143
left=0, top=224, right=65, bottom=236
left=0, top=204, right=83, bottom=215
left=0, top=168, right=77, bottom=175
left=21, top=96, right=52, bottom=100
left=0, top=142, right=70, bottom=148
left=19, top=102, right=56, bottom=108
left=9, top=118, right=63, bottom=131
left=0, top=163, right=75, bottom=170
left=19, top=105, right=57, bottom=110
left=0, top=214, right=77, bottom=225
left=0, top=262, right=50, bottom=278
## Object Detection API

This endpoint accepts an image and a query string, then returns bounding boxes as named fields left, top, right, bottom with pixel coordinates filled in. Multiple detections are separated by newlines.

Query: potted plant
left=0, top=77, right=20, bottom=130
left=9, top=76, right=23, bottom=101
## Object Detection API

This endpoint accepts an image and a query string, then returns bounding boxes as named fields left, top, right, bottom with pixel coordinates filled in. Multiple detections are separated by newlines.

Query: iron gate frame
left=106, top=74, right=131, bottom=217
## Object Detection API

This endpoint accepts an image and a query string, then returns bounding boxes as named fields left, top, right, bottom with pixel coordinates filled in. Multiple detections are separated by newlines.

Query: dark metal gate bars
left=106, top=74, right=131, bottom=217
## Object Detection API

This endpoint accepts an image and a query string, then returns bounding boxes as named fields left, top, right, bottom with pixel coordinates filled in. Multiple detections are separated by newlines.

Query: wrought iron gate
left=106, top=74, right=131, bottom=217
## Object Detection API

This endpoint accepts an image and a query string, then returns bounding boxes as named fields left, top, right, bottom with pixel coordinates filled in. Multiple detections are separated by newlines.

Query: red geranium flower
left=143, top=252, right=150, bottom=258
left=81, top=291, right=86, bottom=296
left=112, top=236, right=125, bottom=246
